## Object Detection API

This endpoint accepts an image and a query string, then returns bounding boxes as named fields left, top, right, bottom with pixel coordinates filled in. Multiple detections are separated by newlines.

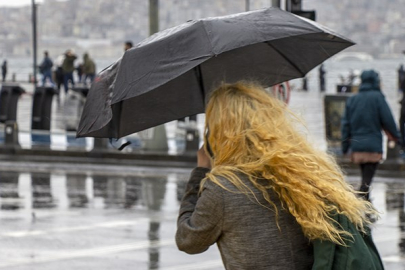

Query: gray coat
left=176, top=167, right=313, bottom=270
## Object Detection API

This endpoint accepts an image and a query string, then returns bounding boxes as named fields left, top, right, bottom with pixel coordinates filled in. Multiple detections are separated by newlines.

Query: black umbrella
left=77, top=7, right=354, bottom=139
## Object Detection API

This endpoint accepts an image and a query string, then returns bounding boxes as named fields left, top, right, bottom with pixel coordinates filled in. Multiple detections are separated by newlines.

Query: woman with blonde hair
left=176, top=81, right=383, bottom=270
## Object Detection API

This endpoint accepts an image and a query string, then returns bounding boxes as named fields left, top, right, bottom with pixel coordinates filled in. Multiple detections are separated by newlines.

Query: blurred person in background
left=342, top=70, right=400, bottom=201
left=1, top=60, right=7, bottom=82
left=82, top=53, right=96, bottom=86
left=39, top=51, right=54, bottom=87
left=53, top=53, right=65, bottom=92
left=76, top=63, right=83, bottom=83
left=62, top=49, right=77, bottom=93
left=319, top=64, right=326, bottom=92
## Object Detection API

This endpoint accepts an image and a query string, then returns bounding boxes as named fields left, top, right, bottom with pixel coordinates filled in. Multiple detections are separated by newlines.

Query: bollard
left=0, top=84, right=25, bottom=149
left=4, top=121, right=20, bottom=148
left=67, top=85, right=89, bottom=150
left=386, top=141, right=400, bottom=160
left=91, top=138, right=109, bottom=152
left=0, top=83, right=26, bottom=123
left=31, top=86, right=58, bottom=148
left=12, top=73, right=16, bottom=82
left=31, top=86, right=58, bottom=130
left=185, top=128, right=200, bottom=152
left=142, top=125, right=169, bottom=152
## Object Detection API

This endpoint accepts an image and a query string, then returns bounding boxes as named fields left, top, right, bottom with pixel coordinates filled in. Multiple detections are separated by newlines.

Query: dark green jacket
left=341, top=70, right=400, bottom=154
left=83, top=53, right=96, bottom=75
left=312, top=214, right=384, bottom=270
left=62, top=54, right=77, bottom=73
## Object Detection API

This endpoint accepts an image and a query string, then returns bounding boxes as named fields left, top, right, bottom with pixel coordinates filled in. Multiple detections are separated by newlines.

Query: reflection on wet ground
left=0, top=169, right=404, bottom=269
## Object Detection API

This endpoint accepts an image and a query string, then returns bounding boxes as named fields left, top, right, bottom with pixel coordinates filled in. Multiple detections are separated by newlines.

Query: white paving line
left=160, top=260, right=223, bottom=270
left=373, top=235, right=399, bottom=243
left=0, top=218, right=151, bottom=237
left=382, top=256, right=405, bottom=263
left=0, top=239, right=175, bottom=268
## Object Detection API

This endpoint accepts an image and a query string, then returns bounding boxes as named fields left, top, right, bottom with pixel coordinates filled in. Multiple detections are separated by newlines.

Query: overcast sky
left=0, top=0, right=44, bottom=7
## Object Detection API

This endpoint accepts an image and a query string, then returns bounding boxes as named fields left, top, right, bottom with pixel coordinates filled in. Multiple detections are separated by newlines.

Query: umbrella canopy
left=77, top=7, right=354, bottom=139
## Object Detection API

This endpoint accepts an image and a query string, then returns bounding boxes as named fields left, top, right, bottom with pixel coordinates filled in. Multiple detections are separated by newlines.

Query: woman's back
left=213, top=175, right=313, bottom=269
left=176, top=168, right=313, bottom=270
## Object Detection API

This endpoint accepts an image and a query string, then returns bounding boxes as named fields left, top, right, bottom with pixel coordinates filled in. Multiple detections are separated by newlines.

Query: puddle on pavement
left=0, top=170, right=188, bottom=211
left=1, top=170, right=405, bottom=263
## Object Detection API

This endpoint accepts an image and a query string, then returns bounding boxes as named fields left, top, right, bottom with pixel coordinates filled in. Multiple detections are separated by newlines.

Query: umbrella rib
left=265, top=41, right=305, bottom=76
left=195, top=65, right=206, bottom=104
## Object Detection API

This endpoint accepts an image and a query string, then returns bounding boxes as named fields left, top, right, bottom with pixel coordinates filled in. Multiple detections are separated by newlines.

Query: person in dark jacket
left=177, top=81, right=379, bottom=270
left=1, top=60, right=7, bottom=82
left=341, top=69, right=400, bottom=201
left=39, top=51, right=54, bottom=87
left=319, top=64, right=326, bottom=92
left=76, top=63, right=83, bottom=83
left=53, top=54, right=65, bottom=92
left=62, top=49, right=77, bottom=93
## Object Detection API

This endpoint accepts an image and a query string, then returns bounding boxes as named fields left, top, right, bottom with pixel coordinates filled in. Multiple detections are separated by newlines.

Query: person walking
left=76, top=63, right=83, bottom=83
left=39, top=51, right=54, bottom=87
left=302, top=76, right=308, bottom=91
left=319, top=64, right=326, bottom=92
left=177, top=81, right=383, bottom=270
left=1, top=60, right=7, bottom=82
left=62, top=49, right=77, bottom=93
left=53, top=54, right=65, bottom=92
left=82, top=53, right=96, bottom=86
left=342, top=70, right=400, bottom=201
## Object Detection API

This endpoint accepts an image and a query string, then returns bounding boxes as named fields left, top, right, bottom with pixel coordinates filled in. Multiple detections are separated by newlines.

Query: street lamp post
left=144, top=0, right=168, bottom=151
left=149, top=0, right=159, bottom=35
left=31, top=0, right=38, bottom=84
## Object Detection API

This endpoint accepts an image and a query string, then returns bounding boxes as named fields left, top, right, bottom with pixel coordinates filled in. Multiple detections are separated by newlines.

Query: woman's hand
left=197, top=146, right=211, bottom=169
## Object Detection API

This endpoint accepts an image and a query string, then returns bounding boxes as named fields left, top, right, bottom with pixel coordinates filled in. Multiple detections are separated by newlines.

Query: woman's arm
left=379, top=95, right=401, bottom=141
left=176, top=167, right=223, bottom=254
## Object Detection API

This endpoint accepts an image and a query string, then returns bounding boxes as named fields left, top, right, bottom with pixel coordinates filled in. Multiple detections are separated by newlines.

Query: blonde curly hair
left=202, top=81, right=376, bottom=245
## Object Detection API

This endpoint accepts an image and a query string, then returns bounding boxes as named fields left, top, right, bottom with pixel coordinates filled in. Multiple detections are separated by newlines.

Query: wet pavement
left=0, top=166, right=404, bottom=270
